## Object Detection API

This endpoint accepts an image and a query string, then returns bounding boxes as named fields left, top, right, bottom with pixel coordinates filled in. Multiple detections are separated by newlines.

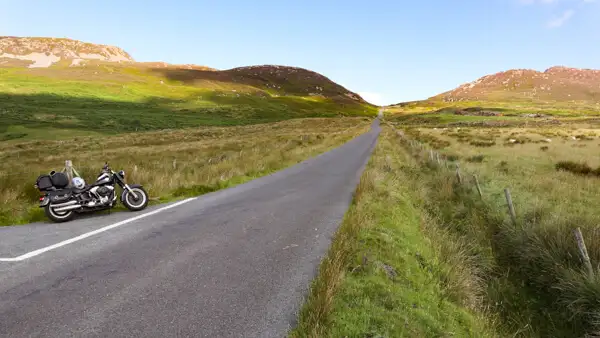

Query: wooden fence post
left=504, top=188, right=517, bottom=225
left=456, top=168, right=462, bottom=184
left=474, top=174, right=483, bottom=198
left=65, top=160, right=73, bottom=185
left=574, top=227, right=594, bottom=279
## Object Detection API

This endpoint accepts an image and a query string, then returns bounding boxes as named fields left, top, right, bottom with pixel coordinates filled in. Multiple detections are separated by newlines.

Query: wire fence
left=383, top=120, right=595, bottom=279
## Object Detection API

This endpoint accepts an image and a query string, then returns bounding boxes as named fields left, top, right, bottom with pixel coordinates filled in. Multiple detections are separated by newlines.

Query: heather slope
left=432, top=66, right=600, bottom=103
left=386, top=66, right=600, bottom=118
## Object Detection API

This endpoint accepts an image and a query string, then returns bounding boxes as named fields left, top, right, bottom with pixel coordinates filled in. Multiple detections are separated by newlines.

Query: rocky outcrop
left=0, top=37, right=134, bottom=68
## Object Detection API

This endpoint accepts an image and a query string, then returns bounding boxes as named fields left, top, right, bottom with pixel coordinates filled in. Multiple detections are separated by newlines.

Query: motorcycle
left=35, top=163, right=149, bottom=223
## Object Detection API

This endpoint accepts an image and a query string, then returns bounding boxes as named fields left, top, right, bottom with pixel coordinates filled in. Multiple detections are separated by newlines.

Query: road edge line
left=0, top=198, right=196, bottom=262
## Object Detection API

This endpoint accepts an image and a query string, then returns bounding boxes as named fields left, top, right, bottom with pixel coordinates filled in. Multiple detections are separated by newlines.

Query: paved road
left=0, top=120, right=380, bottom=338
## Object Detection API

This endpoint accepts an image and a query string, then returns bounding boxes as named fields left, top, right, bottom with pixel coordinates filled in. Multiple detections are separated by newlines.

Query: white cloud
left=547, top=9, right=575, bottom=27
left=357, top=92, right=386, bottom=106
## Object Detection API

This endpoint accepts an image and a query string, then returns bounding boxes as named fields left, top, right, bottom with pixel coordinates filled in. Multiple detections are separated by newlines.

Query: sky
left=1, top=0, right=598, bottom=106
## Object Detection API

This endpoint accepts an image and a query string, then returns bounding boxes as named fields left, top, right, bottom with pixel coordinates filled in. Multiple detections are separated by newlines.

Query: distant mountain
left=0, top=36, right=366, bottom=104
left=430, top=66, right=600, bottom=103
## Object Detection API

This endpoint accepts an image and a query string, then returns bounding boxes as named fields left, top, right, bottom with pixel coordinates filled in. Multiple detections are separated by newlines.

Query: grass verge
left=290, top=127, right=496, bottom=337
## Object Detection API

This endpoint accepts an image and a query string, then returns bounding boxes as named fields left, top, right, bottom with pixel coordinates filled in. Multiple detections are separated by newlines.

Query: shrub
left=540, top=146, right=549, bottom=151
left=467, top=155, right=486, bottom=163
left=0, top=132, right=27, bottom=141
left=498, top=161, right=509, bottom=173
left=446, top=154, right=461, bottom=161
left=470, top=140, right=495, bottom=147
left=555, top=161, right=593, bottom=176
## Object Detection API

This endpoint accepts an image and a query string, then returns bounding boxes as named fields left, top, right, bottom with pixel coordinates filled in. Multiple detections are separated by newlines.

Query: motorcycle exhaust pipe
left=51, top=200, right=78, bottom=208
left=53, top=204, right=81, bottom=213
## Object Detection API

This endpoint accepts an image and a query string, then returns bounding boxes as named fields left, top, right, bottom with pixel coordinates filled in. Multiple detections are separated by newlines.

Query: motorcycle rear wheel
left=45, top=204, right=75, bottom=223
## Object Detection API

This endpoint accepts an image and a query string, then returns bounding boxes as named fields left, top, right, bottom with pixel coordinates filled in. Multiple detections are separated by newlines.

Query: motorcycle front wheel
left=44, top=204, right=75, bottom=223
left=122, top=187, right=149, bottom=211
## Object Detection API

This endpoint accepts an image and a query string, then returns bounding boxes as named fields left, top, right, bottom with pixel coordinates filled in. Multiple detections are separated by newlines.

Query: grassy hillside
left=0, top=62, right=376, bottom=140
left=386, top=66, right=600, bottom=119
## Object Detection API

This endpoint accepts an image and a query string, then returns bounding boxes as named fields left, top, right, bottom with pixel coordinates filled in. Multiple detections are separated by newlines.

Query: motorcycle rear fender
left=121, top=184, right=143, bottom=202
left=39, top=196, right=50, bottom=207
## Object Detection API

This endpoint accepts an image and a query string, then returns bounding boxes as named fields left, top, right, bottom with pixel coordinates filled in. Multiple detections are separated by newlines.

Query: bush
left=540, top=146, right=549, bottom=151
left=470, top=140, right=495, bottom=147
left=467, top=155, right=486, bottom=163
left=555, top=161, right=594, bottom=176
left=446, top=154, right=461, bottom=162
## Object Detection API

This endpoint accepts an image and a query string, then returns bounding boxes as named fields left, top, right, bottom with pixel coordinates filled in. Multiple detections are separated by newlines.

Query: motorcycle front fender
left=121, top=184, right=143, bottom=202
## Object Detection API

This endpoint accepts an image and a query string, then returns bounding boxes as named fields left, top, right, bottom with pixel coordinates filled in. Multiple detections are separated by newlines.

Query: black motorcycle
left=35, top=163, right=149, bottom=222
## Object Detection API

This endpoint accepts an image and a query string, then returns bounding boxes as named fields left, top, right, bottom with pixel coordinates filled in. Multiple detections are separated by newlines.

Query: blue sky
left=1, top=0, right=598, bottom=105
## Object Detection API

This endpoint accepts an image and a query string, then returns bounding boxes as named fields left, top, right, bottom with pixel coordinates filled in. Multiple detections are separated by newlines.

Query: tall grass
left=395, top=123, right=600, bottom=336
left=0, top=117, right=371, bottom=226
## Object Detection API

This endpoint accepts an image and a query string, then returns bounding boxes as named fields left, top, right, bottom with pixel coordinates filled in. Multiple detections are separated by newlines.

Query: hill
left=432, top=66, right=600, bottom=104
left=386, top=66, right=600, bottom=117
left=0, top=37, right=374, bottom=140
left=0, top=36, right=133, bottom=67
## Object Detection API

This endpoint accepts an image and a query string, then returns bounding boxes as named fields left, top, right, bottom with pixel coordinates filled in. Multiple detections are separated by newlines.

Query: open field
left=386, top=99, right=600, bottom=117
left=291, top=127, right=496, bottom=337
left=0, top=117, right=371, bottom=226
left=384, top=112, right=600, bottom=336
left=0, top=64, right=376, bottom=140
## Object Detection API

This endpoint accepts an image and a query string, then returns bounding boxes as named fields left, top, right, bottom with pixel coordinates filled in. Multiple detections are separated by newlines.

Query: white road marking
left=0, top=198, right=196, bottom=262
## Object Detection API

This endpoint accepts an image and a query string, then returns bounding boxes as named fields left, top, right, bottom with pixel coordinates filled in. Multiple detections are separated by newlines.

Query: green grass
left=0, top=65, right=376, bottom=139
left=389, top=120, right=600, bottom=337
left=290, top=128, right=496, bottom=337
left=0, top=118, right=372, bottom=226
left=386, top=99, right=600, bottom=117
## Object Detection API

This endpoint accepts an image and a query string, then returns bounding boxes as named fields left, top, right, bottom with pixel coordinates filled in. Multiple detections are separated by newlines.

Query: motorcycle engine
left=85, top=186, right=115, bottom=207
left=96, top=186, right=112, bottom=197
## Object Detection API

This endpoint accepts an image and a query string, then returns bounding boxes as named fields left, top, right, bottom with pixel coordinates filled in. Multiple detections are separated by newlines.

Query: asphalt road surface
left=0, top=119, right=380, bottom=338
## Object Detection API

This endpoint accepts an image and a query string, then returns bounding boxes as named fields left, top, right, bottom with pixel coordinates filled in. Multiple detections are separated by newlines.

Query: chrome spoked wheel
left=123, top=187, right=149, bottom=211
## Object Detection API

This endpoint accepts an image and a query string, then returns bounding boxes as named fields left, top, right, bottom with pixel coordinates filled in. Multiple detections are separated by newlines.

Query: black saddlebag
left=48, top=189, right=73, bottom=203
left=50, top=172, right=69, bottom=189
left=35, top=175, right=53, bottom=191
